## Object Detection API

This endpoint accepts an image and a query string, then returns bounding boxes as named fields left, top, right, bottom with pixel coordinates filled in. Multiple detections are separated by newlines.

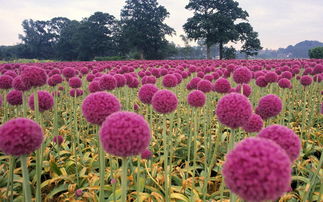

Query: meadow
left=0, top=59, right=322, bottom=202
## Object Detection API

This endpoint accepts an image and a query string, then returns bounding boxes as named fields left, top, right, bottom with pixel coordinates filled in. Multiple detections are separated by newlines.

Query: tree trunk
left=140, top=51, right=144, bottom=60
left=219, top=42, right=223, bottom=60
left=206, top=44, right=211, bottom=59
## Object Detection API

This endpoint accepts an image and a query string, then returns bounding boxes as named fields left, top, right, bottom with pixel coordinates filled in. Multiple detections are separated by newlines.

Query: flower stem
left=21, top=155, right=32, bottom=202
left=162, top=115, right=170, bottom=202
left=121, top=157, right=128, bottom=202
left=99, top=141, right=106, bottom=201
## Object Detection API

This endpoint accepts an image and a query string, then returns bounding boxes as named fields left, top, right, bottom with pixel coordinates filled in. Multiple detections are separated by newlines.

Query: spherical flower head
left=257, top=124, right=301, bottom=161
left=197, top=79, right=212, bottom=93
left=188, top=77, right=202, bottom=89
left=152, top=89, right=178, bottom=114
left=141, top=149, right=153, bottom=159
left=300, top=75, right=313, bottom=86
left=28, top=91, right=54, bottom=112
left=133, top=103, right=139, bottom=111
left=21, top=66, right=47, bottom=87
left=99, top=75, right=117, bottom=91
left=278, top=78, right=292, bottom=89
left=138, top=84, right=158, bottom=104
left=88, top=81, right=102, bottom=93
left=242, top=114, right=263, bottom=133
left=82, top=92, right=121, bottom=125
left=100, top=111, right=151, bottom=157
left=62, top=67, right=75, bottom=79
left=213, top=78, right=231, bottom=93
left=255, top=76, right=268, bottom=87
left=75, top=189, right=83, bottom=197
left=313, top=64, right=323, bottom=74
left=215, top=93, right=252, bottom=129
left=4, top=70, right=17, bottom=78
left=52, top=135, right=64, bottom=145
left=223, top=137, right=291, bottom=202
left=6, top=90, right=23, bottom=106
left=80, top=67, right=89, bottom=75
left=0, top=118, right=43, bottom=156
left=281, top=71, right=293, bottom=79
left=12, top=76, right=31, bottom=91
left=235, top=84, right=252, bottom=97
left=114, top=74, right=126, bottom=87
left=51, top=74, right=63, bottom=85
left=162, top=74, right=178, bottom=88
left=68, top=77, right=82, bottom=88
left=233, top=67, right=252, bottom=84
left=128, top=77, right=140, bottom=88
left=264, top=72, right=278, bottom=83
left=187, top=90, right=206, bottom=108
left=255, top=94, right=282, bottom=120
left=0, top=75, right=13, bottom=89
left=86, top=74, right=95, bottom=82
left=69, top=89, right=83, bottom=97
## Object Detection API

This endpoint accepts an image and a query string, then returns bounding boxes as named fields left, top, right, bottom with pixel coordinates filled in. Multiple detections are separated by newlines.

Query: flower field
left=0, top=59, right=322, bottom=201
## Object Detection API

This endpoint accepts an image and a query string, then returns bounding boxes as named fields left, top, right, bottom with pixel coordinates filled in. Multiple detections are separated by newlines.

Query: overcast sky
left=0, top=0, right=322, bottom=49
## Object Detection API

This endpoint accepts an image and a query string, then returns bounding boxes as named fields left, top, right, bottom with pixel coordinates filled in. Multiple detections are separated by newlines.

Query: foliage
left=120, top=0, right=175, bottom=60
left=223, top=46, right=236, bottom=59
left=309, top=46, right=323, bottom=59
left=183, top=0, right=261, bottom=59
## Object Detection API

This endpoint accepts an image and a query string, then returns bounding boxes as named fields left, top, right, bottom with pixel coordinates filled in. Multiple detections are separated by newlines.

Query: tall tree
left=183, top=0, right=260, bottom=59
left=236, top=22, right=262, bottom=58
left=120, top=0, right=175, bottom=59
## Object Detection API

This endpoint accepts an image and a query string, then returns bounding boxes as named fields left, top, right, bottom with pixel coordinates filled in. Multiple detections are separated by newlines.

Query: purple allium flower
left=152, top=90, right=178, bottom=114
left=197, top=79, right=212, bottom=93
left=58, top=86, right=64, bottom=91
left=52, top=135, right=64, bottom=145
left=12, top=76, right=31, bottom=91
left=86, top=73, right=95, bottom=82
left=313, top=64, right=323, bottom=74
left=141, top=149, right=153, bottom=159
left=128, top=77, right=140, bottom=88
left=265, top=72, right=278, bottom=83
left=255, top=76, right=268, bottom=87
left=133, top=103, right=139, bottom=111
left=80, top=67, right=89, bottom=75
left=114, top=74, right=127, bottom=88
left=188, top=77, right=202, bottom=89
left=233, top=67, right=252, bottom=84
left=62, top=67, right=75, bottom=79
left=3, top=70, right=17, bottom=78
left=235, top=84, right=252, bottom=97
left=213, top=78, right=231, bottom=94
left=257, top=125, right=301, bottom=161
left=255, top=94, right=282, bottom=120
left=100, top=111, right=151, bottom=157
left=51, top=74, right=63, bottom=85
left=99, top=75, right=117, bottom=91
left=110, top=178, right=117, bottom=184
left=82, top=92, right=121, bottom=125
left=215, top=93, right=252, bottom=129
left=223, top=137, right=291, bottom=202
left=0, top=75, right=13, bottom=89
left=138, top=84, right=158, bottom=105
left=21, top=66, right=47, bottom=87
left=28, top=91, right=54, bottom=112
left=278, top=78, right=292, bottom=89
left=68, top=77, right=82, bottom=88
left=6, top=90, right=23, bottom=106
left=187, top=90, right=206, bottom=108
left=0, top=118, right=43, bottom=156
left=281, top=71, right=293, bottom=79
left=51, top=91, right=60, bottom=97
left=242, top=114, right=263, bottom=133
left=162, top=74, right=178, bottom=88
left=300, top=75, right=313, bottom=86
left=75, top=189, right=83, bottom=197
left=88, top=81, right=102, bottom=93
left=69, top=89, right=84, bottom=97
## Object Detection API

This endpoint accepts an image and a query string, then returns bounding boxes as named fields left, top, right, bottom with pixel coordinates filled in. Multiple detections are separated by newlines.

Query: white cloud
left=0, top=0, right=322, bottom=49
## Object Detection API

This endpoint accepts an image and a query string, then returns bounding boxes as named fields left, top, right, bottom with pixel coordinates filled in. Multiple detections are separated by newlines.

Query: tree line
left=0, top=0, right=262, bottom=61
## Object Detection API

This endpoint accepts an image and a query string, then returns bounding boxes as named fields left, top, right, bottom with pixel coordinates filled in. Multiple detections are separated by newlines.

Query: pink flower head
left=162, top=74, right=178, bottom=88
left=100, top=111, right=151, bottom=157
left=28, top=90, right=54, bottom=112
left=99, top=75, right=117, bottom=91
left=138, top=84, right=158, bottom=104
left=82, top=92, right=121, bottom=125
left=12, top=76, right=31, bottom=91
left=141, top=149, right=153, bottom=159
left=6, top=90, right=23, bottom=106
left=213, top=78, right=231, bottom=94
left=197, top=79, right=212, bottom=93
left=215, top=93, right=252, bottom=129
left=52, top=135, right=64, bottom=145
left=187, top=90, right=206, bottom=108
left=264, top=72, right=278, bottom=83
left=300, top=75, right=313, bottom=86
left=242, top=114, right=263, bottom=133
left=0, top=75, right=13, bottom=89
left=152, top=90, right=178, bottom=114
left=257, top=124, right=301, bottom=162
left=21, top=66, right=47, bottom=87
left=0, top=118, right=43, bottom=156
left=68, top=77, right=82, bottom=88
left=88, top=81, right=102, bottom=93
left=235, top=84, right=252, bottom=97
left=223, top=137, right=291, bottom=201
left=255, top=94, right=282, bottom=120
left=62, top=67, right=75, bottom=79
left=233, top=67, right=252, bottom=84
left=278, top=78, right=292, bottom=89
left=255, top=76, right=268, bottom=87
left=69, top=89, right=84, bottom=97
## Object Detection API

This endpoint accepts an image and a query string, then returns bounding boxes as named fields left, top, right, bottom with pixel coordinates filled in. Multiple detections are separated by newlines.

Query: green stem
left=73, top=94, right=80, bottom=186
left=6, top=156, right=15, bottom=201
left=162, top=115, right=170, bottom=202
left=121, top=157, right=128, bottom=202
left=228, top=129, right=236, bottom=202
left=136, top=157, right=141, bottom=201
left=99, top=142, right=106, bottom=201
left=191, top=108, right=199, bottom=201
left=34, top=89, right=42, bottom=202
left=21, top=155, right=32, bottom=202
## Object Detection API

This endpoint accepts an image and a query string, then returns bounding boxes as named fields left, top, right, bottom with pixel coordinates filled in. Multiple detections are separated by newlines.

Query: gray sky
left=0, top=0, right=322, bottom=49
